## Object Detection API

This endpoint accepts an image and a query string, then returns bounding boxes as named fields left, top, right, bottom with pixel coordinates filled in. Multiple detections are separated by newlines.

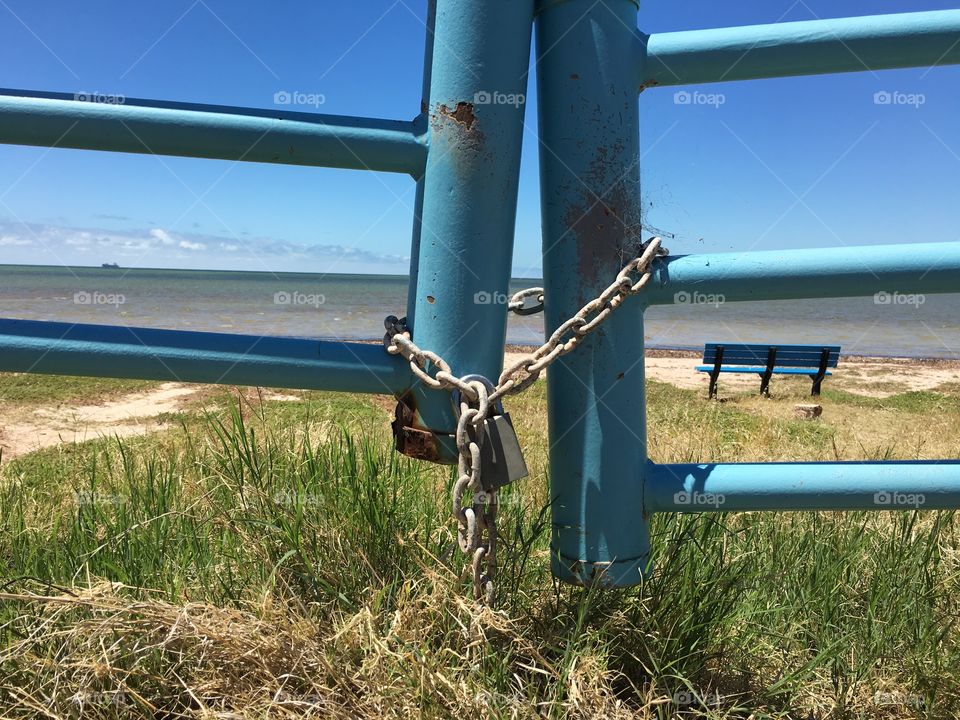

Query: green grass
left=1, top=376, right=959, bottom=718
left=0, top=373, right=157, bottom=406
left=819, top=387, right=955, bottom=413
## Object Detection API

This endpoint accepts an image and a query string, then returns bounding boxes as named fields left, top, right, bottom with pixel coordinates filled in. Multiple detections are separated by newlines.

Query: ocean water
left=1, top=264, right=959, bottom=359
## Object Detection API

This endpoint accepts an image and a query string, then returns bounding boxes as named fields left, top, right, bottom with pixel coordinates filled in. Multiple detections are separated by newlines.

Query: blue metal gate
left=1, top=2, right=959, bottom=588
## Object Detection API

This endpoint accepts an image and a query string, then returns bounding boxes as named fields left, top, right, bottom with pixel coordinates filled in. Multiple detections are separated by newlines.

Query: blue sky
left=0, top=0, right=957, bottom=276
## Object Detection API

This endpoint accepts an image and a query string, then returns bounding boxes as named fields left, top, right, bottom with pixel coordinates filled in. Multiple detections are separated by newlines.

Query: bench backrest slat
left=703, top=343, right=841, bottom=368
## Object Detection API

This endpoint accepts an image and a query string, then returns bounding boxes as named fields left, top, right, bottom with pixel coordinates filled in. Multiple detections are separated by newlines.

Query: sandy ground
left=505, top=350, right=960, bottom=397
left=1, top=354, right=958, bottom=461
left=0, top=383, right=300, bottom=462
left=642, top=354, right=960, bottom=395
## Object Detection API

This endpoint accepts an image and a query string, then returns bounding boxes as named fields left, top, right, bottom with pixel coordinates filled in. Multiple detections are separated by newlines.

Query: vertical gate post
left=397, top=0, right=536, bottom=461
left=404, top=0, right=437, bottom=328
left=535, top=0, right=650, bottom=585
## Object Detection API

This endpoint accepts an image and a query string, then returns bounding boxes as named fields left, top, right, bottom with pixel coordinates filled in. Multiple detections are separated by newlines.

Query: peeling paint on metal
left=437, top=101, right=477, bottom=130
left=431, top=101, right=485, bottom=149
left=561, top=138, right=642, bottom=291
left=391, top=393, right=437, bottom=460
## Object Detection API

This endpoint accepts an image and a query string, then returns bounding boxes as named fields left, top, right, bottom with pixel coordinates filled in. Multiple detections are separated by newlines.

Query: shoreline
left=342, top=337, right=960, bottom=366
left=3, top=349, right=959, bottom=462
left=491, top=342, right=960, bottom=368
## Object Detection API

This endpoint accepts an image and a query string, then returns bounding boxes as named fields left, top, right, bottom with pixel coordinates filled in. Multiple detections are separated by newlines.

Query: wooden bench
left=696, top=343, right=841, bottom=399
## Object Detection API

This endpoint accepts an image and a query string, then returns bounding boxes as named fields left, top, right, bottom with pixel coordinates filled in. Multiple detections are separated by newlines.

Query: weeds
left=1, top=378, right=959, bottom=717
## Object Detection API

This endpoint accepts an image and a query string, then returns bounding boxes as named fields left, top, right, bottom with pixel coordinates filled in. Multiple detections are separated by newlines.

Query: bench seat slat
left=703, top=357, right=839, bottom=368
left=703, top=347, right=840, bottom=354
left=702, top=355, right=840, bottom=368
left=703, top=349, right=841, bottom=357
left=703, top=343, right=841, bottom=354
left=696, top=366, right=833, bottom=376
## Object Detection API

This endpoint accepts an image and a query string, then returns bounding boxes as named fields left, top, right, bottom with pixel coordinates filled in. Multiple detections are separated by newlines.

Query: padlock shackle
left=451, top=374, right=504, bottom=416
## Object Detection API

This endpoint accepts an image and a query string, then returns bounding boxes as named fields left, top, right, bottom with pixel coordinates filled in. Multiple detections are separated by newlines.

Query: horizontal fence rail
left=647, top=461, right=960, bottom=512
left=643, top=240, right=960, bottom=305
left=0, top=319, right=411, bottom=394
left=0, top=89, right=428, bottom=177
left=641, top=9, right=960, bottom=88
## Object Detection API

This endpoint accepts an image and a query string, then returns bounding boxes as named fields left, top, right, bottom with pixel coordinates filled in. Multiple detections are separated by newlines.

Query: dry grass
left=0, top=578, right=649, bottom=718
left=1, top=376, right=959, bottom=718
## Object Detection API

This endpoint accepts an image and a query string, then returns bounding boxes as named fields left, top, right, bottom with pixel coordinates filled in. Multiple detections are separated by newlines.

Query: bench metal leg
left=708, top=345, right=724, bottom=399
left=810, top=347, right=830, bottom=396
left=759, top=347, right=777, bottom=396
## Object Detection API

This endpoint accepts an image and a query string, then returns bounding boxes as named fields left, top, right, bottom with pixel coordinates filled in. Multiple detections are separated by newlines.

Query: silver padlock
left=453, top=375, right=529, bottom=491
left=479, top=411, right=528, bottom=490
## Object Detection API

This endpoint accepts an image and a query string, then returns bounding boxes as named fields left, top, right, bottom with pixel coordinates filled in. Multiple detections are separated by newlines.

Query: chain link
left=489, top=236, right=665, bottom=405
left=383, top=236, right=665, bottom=603
left=451, top=380, right=498, bottom=603
left=508, top=287, right=545, bottom=316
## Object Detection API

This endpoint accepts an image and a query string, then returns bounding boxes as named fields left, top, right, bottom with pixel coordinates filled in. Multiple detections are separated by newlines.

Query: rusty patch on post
left=562, top=139, right=644, bottom=291
left=569, top=559, right=583, bottom=580
left=431, top=102, right=485, bottom=152
left=436, top=101, right=477, bottom=130
left=589, top=563, right=611, bottom=584
left=395, top=425, right=444, bottom=462
left=565, top=559, right=613, bottom=586
left=391, top=392, right=443, bottom=462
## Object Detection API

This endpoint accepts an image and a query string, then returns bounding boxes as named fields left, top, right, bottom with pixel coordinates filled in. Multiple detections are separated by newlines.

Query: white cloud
left=0, top=220, right=409, bottom=272
left=150, top=228, right=177, bottom=246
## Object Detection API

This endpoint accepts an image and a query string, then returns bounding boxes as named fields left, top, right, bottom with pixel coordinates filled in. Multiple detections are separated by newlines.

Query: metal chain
left=450, top=380, right=497, bottom=603
left=508, top=287, right=544, bottom=316
left=489, top=236, right=665, bottom=405
left=383, top=236, right=666, bottom=602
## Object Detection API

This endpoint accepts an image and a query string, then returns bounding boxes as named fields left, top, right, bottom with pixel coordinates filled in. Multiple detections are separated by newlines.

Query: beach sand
left=2, top=351, right=958, bottom=461
left=0, top=383, right=302, bottom=462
